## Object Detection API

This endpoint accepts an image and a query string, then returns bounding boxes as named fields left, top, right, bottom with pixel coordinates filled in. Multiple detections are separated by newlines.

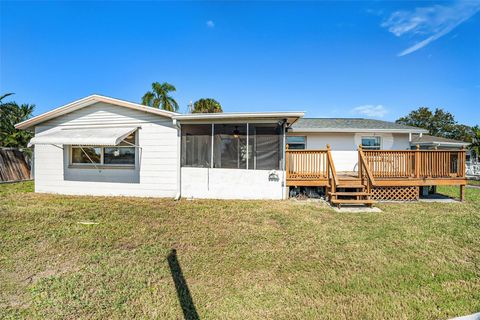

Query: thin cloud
left=206, top=20, right=215, bottom=28
left=351, top=105, right=388, bottom=118
left=381, top=1, right=480, bottom=56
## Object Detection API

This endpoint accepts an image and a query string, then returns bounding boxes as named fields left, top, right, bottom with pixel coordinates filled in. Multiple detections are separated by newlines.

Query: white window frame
left=361, top=136, right=382, bottom=150
left=69, top=132, right=137, bottom=168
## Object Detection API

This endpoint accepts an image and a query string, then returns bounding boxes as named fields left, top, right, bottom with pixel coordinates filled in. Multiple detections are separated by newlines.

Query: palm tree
left=192, top=98, right=223, bottom=113
left=0, top=93, right=35, bottom=148
left=141, top=82, right=179, bottom=112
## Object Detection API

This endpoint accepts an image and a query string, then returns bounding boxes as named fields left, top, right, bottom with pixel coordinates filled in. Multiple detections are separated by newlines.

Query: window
left=70, top=132, right=136, bottom=166
left=213, top=124, right=247, bottom=169
left=286, top=136, right=306, bottom=150
left=249, top=124, right=282, bottom=170
left=361, top=136, right=381, bottom=150
left=71, top=147, right=101, bottom=164
left=104, top=147, right=135, bottom=165
left=181, top=124, right=212, bottom=168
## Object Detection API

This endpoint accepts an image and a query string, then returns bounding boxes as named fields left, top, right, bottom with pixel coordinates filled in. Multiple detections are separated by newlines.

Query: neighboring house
left=15, top=95, right=467, bottom=204
left=410, top=134, right=470, bottom=150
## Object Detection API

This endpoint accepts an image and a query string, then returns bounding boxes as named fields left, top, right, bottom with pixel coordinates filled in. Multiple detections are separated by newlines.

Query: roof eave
left=173, top=112, right=305, bottom=124
left=289, top=128, right=428, bottom=134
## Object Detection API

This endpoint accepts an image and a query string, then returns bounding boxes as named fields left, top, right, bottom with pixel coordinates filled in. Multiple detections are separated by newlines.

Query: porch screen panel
left=249, top=124, right=282, bottom=170
left=213, top=124, right=247, bottom=169
left=181, top=124, right=212, bottom=168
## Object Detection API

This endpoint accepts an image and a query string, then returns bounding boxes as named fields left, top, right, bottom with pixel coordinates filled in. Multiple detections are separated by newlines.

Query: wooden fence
left=0, top=148, right=31, bottom=182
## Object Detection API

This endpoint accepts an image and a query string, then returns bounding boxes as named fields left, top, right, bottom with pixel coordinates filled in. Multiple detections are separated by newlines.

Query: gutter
left=289, top=128, right=429, bottom=134
left=412, top=141, right=470, bottom=147
left=173, top=119, right=182, bottom=201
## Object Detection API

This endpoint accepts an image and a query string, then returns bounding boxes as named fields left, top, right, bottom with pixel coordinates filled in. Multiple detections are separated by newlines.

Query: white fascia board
left=15, top=94, right=179, bottom=130
left=173, top=112, right=305, bottom=126
left=289, top=128, right=429, bottom=134
left=173, top=112, right=305, bottom=121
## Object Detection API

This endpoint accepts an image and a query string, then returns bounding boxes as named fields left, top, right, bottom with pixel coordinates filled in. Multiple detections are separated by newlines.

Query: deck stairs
left=328, top=173, right=377, bottom=208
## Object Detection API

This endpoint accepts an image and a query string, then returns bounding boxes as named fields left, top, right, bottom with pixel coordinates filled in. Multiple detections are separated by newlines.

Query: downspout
left=174, top=119, right=182, bottom=200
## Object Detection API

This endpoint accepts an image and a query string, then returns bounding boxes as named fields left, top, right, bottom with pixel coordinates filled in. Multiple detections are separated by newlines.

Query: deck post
left=460, top=185, right=465, bottom=202
left=285, top=144, right=289, bottom=183
left=415, top=145, right=420, bottom=178
left=326, top=144, right=335, bottom=200
left=460, top=145, right=466, bottom=178
left=358, top=145, right=362, bottom=180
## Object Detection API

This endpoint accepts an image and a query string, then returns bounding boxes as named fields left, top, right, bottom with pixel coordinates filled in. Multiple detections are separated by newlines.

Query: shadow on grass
left=168, top=249, right=200, bottom=320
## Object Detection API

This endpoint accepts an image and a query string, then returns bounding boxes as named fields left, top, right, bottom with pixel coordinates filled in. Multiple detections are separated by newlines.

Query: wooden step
left=329, top=191, right=371, bottom=196
left=330, top=199, right=377, bottom=205
left=336, top=184, right=365, bottom=189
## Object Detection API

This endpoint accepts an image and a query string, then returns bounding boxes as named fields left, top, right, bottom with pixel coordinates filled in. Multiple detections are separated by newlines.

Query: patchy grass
left=1, top=181, right=479, bottom=319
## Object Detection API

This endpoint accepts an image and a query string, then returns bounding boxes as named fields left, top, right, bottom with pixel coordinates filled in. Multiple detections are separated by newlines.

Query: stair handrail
left=326, top=145, right=339, bottom=193
left=358, top=145, right=376, bottom=192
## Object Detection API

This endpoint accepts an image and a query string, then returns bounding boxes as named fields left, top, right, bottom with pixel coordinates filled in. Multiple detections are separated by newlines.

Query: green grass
left=468, top=179, right=480, bottom=186
left=1, top=181, right=479, bottom=319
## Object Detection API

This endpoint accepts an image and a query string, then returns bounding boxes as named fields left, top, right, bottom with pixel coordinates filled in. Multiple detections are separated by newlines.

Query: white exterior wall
left=33, top=102, right=178, bottom=197
left=181, top=167, right=284, bottom=200
left=289, top=132, right=411, bottom=171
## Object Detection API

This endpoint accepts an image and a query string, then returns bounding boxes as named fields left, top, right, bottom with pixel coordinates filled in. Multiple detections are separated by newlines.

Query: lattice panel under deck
left=372, top=186, right=419, bottom=201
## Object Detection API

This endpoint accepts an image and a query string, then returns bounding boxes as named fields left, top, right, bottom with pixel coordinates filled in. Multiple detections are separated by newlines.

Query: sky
left=1, top=1, right=479, bottom=125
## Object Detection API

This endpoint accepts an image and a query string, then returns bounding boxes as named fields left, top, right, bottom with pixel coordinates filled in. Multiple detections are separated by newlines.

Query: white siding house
left=18, top=96, right=179, bottom=197
left=16, top=95, right=428, bottom=200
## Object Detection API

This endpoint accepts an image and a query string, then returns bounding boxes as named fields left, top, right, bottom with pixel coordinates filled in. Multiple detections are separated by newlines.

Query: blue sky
left=1, top=1, right=479, bottom=125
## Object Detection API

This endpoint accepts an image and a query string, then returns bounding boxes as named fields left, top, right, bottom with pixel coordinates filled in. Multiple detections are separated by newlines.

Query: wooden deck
left=286, top=145, right=467, bottom=204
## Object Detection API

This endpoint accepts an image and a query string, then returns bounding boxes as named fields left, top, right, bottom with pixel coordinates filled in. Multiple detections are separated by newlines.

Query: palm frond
left=161, top=82, right=176, bottom=93
left=0, top=92, right=14, bottom=103
left=141, top=91, right=154, bottom=106
left=167, top=97, right=179, bottom=112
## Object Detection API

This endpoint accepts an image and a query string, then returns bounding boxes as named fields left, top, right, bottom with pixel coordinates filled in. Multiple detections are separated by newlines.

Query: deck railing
left=358, top=146, right=375, bottom=193
left=286, top=146, right=466, bottom=183
left=362, top=148, right=466, bottom=179
left=285, top=148, right=329, bottom=181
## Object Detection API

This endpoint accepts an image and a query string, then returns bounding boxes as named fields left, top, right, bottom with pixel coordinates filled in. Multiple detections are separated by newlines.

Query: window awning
left=28, top=127, right=138, bottom=147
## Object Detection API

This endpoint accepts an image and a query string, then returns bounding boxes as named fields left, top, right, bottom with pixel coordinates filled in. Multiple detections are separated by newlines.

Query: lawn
left=1, top=182, right=479, bottom=319
left=468, top=179, right=480, bottom=186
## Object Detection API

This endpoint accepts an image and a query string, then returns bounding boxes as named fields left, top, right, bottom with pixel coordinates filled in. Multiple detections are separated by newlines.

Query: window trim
left=361, top=136, right=382, bottom=150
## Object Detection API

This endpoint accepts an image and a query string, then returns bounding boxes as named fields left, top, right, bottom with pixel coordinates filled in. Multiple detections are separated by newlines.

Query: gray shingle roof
left=291, top=118, right=427, bottom=132
left=411, top=134, right=469, bottom=145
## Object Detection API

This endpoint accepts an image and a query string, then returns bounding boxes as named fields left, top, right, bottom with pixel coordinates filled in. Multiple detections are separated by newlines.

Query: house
left=410, top=134, right=470, bottom=150
left=15, top=95, right=467, bottom=205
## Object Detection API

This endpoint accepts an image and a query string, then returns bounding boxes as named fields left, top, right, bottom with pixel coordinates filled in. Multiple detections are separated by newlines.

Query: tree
left=0, top=94, right=35, bottom=148
left=141, top=82, right=179, bottom=112
left=470, top=125, right=480, bottom=161
left=396, top=107, right=469, bottom=141
left=192, top=98, right=222, bottom=113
